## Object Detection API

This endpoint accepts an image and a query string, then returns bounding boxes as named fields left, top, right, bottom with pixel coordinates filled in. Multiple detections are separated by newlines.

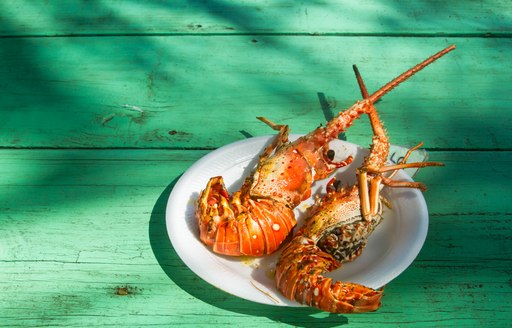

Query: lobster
left=274, top=46, right=455, bottom=313
left=196, top=45, right=455, bottom=257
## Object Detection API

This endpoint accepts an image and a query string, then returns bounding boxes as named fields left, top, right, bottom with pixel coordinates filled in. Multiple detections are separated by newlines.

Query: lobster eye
left=333, top=179, right=343, bottom=192
left=326, top=149, right=335, bottom=161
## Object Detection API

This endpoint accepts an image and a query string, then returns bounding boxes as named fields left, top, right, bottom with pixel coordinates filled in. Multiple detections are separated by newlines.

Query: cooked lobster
left=275, top=46, right=454, bottom=313
left=196, top=45, right=455, bottom=257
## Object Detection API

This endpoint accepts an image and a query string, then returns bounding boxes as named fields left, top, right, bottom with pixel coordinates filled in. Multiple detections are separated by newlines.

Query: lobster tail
left=196, top=176, right=296, bottom=256
left=275, top=236, right=383, bottom=313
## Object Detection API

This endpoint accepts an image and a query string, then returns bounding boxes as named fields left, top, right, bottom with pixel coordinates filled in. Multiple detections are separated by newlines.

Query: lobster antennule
left=368, top=45, right=456, bottom=104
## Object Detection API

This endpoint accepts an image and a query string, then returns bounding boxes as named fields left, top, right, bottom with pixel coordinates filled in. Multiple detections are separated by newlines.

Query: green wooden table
left=1, top=1, right=511, bottom=326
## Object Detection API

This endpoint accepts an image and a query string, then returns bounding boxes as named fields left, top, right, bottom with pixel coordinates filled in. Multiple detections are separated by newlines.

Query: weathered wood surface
left=1, top=150, right=510, bottom=326
left=1, top=1, right=511, bottom=327
left=1, top=36, right=510, bottom=150
left=1, top=0, right=511, bottom=36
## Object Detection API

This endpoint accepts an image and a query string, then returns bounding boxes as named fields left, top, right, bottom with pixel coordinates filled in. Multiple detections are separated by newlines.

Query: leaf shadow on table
left=149, top=179, right=351, bottom=327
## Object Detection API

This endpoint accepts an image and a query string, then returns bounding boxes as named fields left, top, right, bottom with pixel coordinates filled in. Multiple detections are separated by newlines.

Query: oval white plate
left=166, top=135, right=429, bottom=306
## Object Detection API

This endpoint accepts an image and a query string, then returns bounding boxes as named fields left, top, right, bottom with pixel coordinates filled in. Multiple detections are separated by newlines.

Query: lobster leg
left=256, top=117, right=290, bottom=161
left=381, top=176, right=428, bottom=191
left=379, top=161, right=444, bottom=173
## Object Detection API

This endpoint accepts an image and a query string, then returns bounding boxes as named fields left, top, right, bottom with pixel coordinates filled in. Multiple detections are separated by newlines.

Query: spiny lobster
left=196, top=45, right=454, bottom=257
left=275, top=46, right=454, bottom=313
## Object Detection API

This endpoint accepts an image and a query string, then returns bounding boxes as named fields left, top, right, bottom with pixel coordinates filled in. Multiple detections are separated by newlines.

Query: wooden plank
left=0, top=149, right=510, bottom=215
left=421, top=151, right=512, bottom=215
left=2, top=1, right=509, bottom=327
left=0, top=0, right=511, bottom=36
left=0, top=36, right=510, bottom=149
left=1, top=149, right=510, bottom=326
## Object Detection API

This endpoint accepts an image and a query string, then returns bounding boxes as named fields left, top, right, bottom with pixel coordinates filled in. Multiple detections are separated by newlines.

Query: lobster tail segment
left=196, top=176, right=296, bottom=256
left=275, top=235, right=383, bottom=313
left=325, top=281, right=383, bottom=313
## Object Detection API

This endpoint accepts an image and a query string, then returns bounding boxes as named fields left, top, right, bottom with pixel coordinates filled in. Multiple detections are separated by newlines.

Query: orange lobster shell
left=196, top=45, right=455, bottom=258
left=275, top=46, right=454, bottom=313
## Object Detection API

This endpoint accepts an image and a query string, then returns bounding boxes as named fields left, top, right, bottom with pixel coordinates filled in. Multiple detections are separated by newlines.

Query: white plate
left=166, top=135, right=429, bottom=306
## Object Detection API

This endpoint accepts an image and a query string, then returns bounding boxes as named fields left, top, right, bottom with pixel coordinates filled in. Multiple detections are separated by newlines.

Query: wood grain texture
left=0, top=150, right=510, bottom=326
left=1, top=0, right=511, bottom=326
left=0, top=36, right=510, bottom=149
left=1, top=0, right=511, bottom=36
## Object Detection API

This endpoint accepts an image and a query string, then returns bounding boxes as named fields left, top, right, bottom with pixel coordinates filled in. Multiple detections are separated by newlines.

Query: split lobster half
left=196, top=45, right=455, bottom=257
left=275, top=46, right=455, bottom=313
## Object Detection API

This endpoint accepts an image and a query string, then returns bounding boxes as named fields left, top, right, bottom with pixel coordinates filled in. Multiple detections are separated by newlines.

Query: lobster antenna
left=353, top=64, right=386, bottom=137
left=369, top=45, right=456, bottom=104
left=353, top=65, right=370, bottom=99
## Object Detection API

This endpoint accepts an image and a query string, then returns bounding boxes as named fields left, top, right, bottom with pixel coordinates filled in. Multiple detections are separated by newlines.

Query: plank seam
left=0, top=32, right=510, bottom=39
